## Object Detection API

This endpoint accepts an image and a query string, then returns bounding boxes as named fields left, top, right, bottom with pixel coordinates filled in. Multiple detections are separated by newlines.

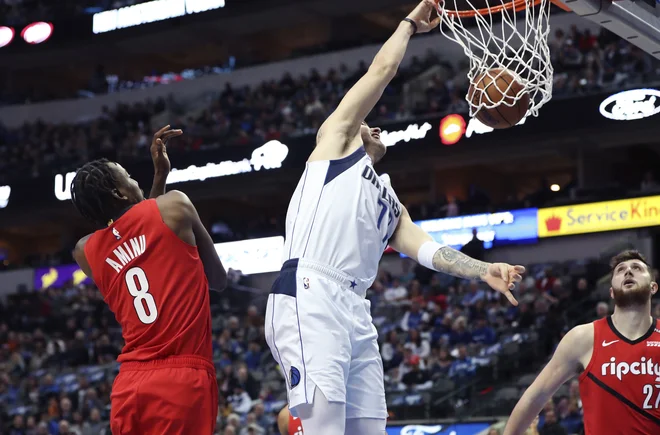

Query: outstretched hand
left=151, top=125, right=182, bottom=175
left=483, top=263, right=526, bottom=306
left=407, top=0, right=442, bottom=33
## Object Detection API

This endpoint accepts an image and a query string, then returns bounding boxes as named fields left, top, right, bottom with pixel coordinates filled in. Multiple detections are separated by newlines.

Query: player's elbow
left=210, top=268, right=228, bottom=293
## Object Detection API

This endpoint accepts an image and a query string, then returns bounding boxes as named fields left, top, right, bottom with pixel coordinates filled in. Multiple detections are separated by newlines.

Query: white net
left=436, top=0, right=553, bottom=119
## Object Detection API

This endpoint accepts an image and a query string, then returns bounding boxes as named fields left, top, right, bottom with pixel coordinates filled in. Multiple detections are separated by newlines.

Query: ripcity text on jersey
left=579, top=316, right=660, bottom=434
left=84, top=199, right=213, bottom=363
left=283, top=146, right=401, bottom=289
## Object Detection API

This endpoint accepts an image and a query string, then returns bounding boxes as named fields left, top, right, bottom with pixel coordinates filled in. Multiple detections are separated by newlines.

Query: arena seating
left=0, top=248, right=638, bottom=434
left=1, top=26, right=658, bottom=185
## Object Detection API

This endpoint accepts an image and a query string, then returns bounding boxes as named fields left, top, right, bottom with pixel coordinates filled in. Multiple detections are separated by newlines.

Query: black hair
left=70, top=158, right=126, bottom=227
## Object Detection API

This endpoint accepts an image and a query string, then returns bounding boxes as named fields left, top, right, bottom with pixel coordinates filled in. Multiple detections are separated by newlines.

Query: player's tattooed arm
left=431, top=246, right=489, bottom=280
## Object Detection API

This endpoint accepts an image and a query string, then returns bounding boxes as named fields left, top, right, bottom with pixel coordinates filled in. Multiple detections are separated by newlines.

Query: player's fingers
left=154, top=125, right=171, bottom=138
left=511, top=273, right=523, bottom=283
left=499, top=264, right=509, bottom=283
left=514, top=265, right=526, bottom=274
left=161, top=130, right=183, bottom=141
left=503, top=290, right=518, bottom=306
left=429, top=16, right=441, bottom=27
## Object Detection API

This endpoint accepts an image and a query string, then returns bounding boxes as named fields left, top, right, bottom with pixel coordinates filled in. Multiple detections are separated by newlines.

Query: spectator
left=460, top=229, right=485, bottom=262
left=401, top=355, right=432, bottom=390
left=471, top=317, right=497, bottom=346
left=449, top=345, right=477, bottom=380
left=539, top=409, right=567, bottom=435
left=400, top=300, right=430, bottom=332
left=449, top=316, right=472, bottom=346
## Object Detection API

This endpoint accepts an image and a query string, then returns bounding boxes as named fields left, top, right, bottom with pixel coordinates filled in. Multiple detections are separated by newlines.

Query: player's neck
left=611, top=307, right=653, bottom=340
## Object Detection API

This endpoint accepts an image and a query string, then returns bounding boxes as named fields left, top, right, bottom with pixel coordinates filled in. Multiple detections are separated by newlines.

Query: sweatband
left=417, top=241, right=444, bottom=271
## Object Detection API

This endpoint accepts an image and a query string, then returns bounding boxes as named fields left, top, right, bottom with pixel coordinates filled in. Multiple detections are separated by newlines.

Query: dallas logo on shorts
left=602, top=356, right=660, bottom=381
left=290, top=366, right=301, bottom=388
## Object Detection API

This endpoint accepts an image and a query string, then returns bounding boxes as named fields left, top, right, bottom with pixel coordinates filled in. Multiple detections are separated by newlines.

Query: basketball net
left=436, top=0, right=553, bottom=119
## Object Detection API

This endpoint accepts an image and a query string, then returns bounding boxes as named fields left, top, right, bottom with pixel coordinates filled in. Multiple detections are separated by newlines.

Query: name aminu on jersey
left=361, top=166, right=401, bottom=218
left=601, top=356, right=660, bottom=381
left=105, top=235, right=147, bottom=274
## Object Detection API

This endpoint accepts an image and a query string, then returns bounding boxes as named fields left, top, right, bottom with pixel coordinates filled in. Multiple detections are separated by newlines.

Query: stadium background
left=1, top=0, right=660, bottom=434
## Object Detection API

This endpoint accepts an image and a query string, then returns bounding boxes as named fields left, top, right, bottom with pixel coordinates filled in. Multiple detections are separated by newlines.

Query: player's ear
left=609, top=287, right=614, bottom=300
left=111, top=188, right=128, bottom=201
left=651, top=281, right=658, bottom=296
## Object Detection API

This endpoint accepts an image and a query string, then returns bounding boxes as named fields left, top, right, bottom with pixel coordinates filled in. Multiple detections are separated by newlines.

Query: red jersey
left=84, top=199, right=213, bottom=363
left=289, top=413, right=303, bottom=435
left=579, top=316, right=660, bottom=434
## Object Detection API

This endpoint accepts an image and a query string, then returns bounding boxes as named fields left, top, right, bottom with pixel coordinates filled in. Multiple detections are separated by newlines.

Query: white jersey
left=283, top=146, right=402, bottom=288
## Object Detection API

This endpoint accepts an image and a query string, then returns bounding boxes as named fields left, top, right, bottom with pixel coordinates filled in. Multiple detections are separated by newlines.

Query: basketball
left=468, top=68, right=530, bottom=129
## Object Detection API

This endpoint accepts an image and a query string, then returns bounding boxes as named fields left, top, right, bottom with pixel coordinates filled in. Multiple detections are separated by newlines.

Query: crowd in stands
left=1, top=24, right=658, bottom=185
left=4, top=243, right=648, bottom=434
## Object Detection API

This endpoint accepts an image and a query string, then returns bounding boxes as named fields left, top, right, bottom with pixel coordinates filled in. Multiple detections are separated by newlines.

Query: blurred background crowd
left=1, top=0, right=660, bottom=434
left=4, top=251, right=652, bottom=434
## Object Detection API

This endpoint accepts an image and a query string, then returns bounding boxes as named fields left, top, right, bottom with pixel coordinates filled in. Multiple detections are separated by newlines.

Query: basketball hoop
left=436, top=0, right=555, bottom=119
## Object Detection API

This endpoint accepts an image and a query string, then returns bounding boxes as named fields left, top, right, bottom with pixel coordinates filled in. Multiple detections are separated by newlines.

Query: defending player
left=264, top=1, right=525, bottom=434
left=70, top=126, right=226, bottom=435
left=504, top=250, right=660, bottom=435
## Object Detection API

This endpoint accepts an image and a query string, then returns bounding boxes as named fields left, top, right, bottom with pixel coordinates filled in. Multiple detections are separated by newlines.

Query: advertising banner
left=415, top=208, right=539, bottom=250
left=385, top=423, right=492, bottom=435
left=34, top=264, right=92, bottom=289
left=538, top=195, right=660, bottom=238
left=214, top=236, right=284, bottom=275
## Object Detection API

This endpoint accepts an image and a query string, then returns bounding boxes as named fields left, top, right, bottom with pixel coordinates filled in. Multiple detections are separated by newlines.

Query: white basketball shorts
left=265, top=258, right=387, bottom=420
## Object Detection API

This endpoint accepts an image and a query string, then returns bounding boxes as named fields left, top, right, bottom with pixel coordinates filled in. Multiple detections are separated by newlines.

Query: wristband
left=417, top=241, right=444, bottom=271
left=403, top=18, right=418, bottom=34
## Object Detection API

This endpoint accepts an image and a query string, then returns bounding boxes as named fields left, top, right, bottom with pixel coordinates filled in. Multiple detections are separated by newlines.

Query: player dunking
left=70, top=126, right=227, bottom=435
left=504, top=250, right=660, bottom=435
left=264, top=1, right=525, bottom=433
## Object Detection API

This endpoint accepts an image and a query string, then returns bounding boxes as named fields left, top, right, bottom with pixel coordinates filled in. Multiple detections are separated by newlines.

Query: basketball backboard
left=561, top=0, right=660, bottom=59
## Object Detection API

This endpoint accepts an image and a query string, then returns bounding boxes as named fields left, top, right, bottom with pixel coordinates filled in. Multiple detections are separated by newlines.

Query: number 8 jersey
left=579, top=316, right=660, bottom=434
left=84, top=199, right=213, bottom=363
left=283, top=146, right=402, bottom=288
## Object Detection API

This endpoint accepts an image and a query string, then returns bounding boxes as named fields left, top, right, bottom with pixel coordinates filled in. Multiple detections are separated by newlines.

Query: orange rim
left=439, top=0, right=543, bottom=18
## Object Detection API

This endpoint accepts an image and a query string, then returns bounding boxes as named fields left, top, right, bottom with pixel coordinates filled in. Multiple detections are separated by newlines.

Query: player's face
left=360, top=122, right=386, bottom=164
left=610, top=259, right=658, bottom=308
left=108, top=162, right=144, bottom=203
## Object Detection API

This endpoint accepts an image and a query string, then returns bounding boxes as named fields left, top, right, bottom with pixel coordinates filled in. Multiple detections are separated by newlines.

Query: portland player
left=504, top=250, right=660, bottom=435
left=70, top=126, right=227, bottom=435
left=264, top=1, right=525, bottom=433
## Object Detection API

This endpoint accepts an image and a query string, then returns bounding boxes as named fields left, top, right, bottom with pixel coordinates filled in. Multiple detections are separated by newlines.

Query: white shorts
left=265, top=258, right=387, bottom=420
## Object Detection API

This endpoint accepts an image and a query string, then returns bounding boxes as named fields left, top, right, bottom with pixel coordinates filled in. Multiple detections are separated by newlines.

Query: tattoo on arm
left=432, top=246, right=489, bottom=280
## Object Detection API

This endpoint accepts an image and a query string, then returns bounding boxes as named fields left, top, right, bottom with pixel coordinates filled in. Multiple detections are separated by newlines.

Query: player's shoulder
left=565, top=323, right=595, bottom=347
left=73, top=234, right=93, bottom=255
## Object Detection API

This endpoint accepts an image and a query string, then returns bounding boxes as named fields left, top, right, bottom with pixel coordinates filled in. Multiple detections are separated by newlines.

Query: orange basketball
left=468, top=68, right=530, bottom=129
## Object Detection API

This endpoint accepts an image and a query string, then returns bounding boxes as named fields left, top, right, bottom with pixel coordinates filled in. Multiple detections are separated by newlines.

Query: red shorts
left=110, top=356, right=218, bottom=435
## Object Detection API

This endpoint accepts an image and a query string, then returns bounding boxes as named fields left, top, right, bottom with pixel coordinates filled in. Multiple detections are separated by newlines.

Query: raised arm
left=149, top=125, right=182, bottom=199
left=503, top=324, right=593, bottom=435
left=389, top=206, right=525, bottom=305
left=157, top=191, right=227, bottom=293
left=313, top=0, right=440, bottom=158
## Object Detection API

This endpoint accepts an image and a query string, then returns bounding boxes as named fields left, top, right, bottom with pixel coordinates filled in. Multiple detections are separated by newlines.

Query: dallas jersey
left=579, top=316, right=660, bottom=434
left=283, top=146, right=401, bottom=287
left=265, top=146, right=399, bottom=422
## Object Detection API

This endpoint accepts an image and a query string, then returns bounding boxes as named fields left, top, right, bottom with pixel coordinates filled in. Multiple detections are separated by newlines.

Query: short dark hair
left=610, top=249, right=651, bottom=273
left=70, top=158, right=123, bottom=227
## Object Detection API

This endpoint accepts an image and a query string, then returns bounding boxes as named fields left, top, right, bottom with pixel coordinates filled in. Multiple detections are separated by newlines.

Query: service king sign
left=599, top=88, right=660, bottom=121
